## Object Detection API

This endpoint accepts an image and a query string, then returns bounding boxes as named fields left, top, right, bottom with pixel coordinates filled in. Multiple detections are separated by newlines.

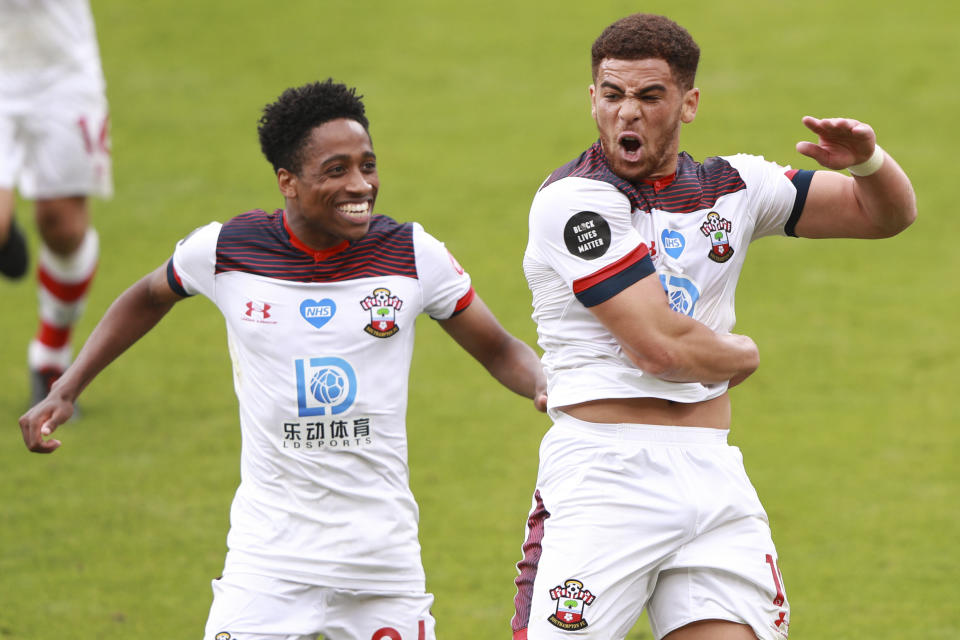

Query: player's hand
left=533, top=387, right=548, bottom=413
left=796, top=116, right=877, bottom=171
left=19, top=394, right=75, bottom=453
left=531, top=363, right=548, bottom=412
left=533, top=393, right=548, bottom=412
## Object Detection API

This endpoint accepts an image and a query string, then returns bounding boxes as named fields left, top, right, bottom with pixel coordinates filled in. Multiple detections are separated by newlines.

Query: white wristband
left=847, top=145, right=884, bottom=177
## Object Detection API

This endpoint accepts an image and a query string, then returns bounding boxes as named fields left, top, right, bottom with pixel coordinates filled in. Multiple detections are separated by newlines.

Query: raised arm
left=437, top=295, right=547, bottom=412
left=793, top=116, right=917, bottom=239
left=590, top=271, right=759, bottom=386
left=19, top=262, right=186, bottom=452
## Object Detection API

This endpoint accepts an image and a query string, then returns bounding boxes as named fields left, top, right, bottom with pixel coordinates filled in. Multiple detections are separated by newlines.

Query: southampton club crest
left=700, top=211, right=735, bottom=263
left=548, top=578, right=596, bottom=631
left=360, top=287, right=403, bottom=338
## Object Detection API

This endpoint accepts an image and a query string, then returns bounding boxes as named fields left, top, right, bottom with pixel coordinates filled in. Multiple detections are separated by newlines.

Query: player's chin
left=612, top=159, right=650, bottom=182
left=340, top=218, right=372, bottom=241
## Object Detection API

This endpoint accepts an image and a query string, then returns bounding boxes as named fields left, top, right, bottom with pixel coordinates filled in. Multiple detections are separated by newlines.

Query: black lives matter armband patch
left=563, top=211, right=611, bottom=260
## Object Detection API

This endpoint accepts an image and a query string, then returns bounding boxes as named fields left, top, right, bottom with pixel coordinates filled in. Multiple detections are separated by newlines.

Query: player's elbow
left=887, top=203, right=917, bottom=237
left=625, top=343, right=681, bottom=379
left=868, top=189, right=918, bottom=238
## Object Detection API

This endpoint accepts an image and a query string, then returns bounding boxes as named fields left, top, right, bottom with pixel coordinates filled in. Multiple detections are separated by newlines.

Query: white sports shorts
left=513, top=412, right=789, bottom=640
left=0, top=89, right=112, bottom=200
left=204, top=572, right=437, bottom=640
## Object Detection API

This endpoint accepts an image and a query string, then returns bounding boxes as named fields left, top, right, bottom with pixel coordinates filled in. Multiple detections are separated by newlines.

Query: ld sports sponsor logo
left=658, top=271, right=701, bottom=317
left=294, top=356, right=357, bottom=416
left=281, top=416, right=373, bottom=450
left=288, top=356, right=374, bottom=450
left=547, top=578, right=596, bottom=631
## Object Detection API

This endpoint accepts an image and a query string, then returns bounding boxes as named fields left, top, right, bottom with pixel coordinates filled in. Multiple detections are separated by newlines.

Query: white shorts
left=513, top=413, right=789, bottom=640
left=0, top=89, right=112, bottom=200
left=204, top=572, right=437, bottom=640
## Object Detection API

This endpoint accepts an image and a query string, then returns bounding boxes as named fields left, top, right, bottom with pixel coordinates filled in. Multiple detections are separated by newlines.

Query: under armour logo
left=244, top=300, right=272, bottom=321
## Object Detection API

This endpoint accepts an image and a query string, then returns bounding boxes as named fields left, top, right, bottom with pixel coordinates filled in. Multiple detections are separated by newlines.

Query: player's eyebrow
left=319, top=151, right=375, bottom=167
left=319, top=153, right=350, bottom=166
left=599, top=80, right=625, bottom=93
left=636, top=83, right=667, bottom=95
left=599, top=80, right=667, bottom=96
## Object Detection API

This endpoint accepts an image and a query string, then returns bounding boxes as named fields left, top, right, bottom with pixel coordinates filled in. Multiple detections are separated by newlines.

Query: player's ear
left=277, top=168, right=298, bottom=199
left=681, top=87, right=700, bottom=124
left=589, top=84, right=598, bottom=121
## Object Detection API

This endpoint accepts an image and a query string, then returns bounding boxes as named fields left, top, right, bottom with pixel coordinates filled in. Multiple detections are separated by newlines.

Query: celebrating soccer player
left=20, top=79, right=547, bottom=640
left=511, top=13, right=916, bottom=640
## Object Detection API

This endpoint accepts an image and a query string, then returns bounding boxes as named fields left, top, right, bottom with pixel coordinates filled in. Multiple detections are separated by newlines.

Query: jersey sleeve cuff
left=572, top=244, right=655, bottom=307
left=450, top=286, right=476, bottom=317
left=783, top=169, right=815, bottom=237
left=166, top=258, right=192, bottom=297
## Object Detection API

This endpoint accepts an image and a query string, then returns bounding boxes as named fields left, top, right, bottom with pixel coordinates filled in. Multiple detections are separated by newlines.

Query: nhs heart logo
left=661, top=229, right=685, bottom=259
left=300, top=298, right=336, bottom=329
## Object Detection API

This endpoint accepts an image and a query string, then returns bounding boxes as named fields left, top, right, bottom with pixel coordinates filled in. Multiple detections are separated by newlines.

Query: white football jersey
left=0, top=0, right=106, bottom=102
left=170, top=211, right=473, bottom=591
left=524, top=142, right=813, bottom=409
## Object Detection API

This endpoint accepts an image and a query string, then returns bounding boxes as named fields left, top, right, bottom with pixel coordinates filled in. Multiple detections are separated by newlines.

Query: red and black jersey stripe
left=541, top=141, right=748, bottom=214
left=543, top=141, right=813, bottom=235
left=214, top=210, right=418, bottom=283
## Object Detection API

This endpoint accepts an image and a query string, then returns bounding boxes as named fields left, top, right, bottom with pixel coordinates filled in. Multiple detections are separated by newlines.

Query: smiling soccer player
left=20, top=79, right=547, bottom=640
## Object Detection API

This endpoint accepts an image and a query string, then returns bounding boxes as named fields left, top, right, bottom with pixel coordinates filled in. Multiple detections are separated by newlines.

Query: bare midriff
left=558, top=393, right=731, bottom=429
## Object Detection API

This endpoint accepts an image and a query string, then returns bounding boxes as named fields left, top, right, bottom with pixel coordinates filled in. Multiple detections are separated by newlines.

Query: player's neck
left=282, top=211, right=351, bottom=260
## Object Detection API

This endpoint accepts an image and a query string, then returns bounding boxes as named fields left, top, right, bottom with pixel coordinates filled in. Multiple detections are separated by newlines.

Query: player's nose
left=345, top=167, right=375, bottom=194
left=619, top=97, right=643, bottom=122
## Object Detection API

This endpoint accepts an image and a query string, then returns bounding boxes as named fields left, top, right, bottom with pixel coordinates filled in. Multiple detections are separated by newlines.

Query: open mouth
left=617, top=132, right=642, bottom=160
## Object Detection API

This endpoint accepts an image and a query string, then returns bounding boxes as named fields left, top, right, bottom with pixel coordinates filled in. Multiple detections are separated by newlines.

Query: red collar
left=641, top=172, right=676, bottom=193
left=282, top=211, right=349, bottom=261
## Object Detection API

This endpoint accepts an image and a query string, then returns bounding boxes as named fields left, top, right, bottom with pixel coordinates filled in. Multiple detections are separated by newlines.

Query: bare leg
left=0, top=188, right=29, bottom=279
left=28, top=195, right=98, bottom=405
left=664, top=619, right=759, bottom=640
left=0, top=188, right=13, bottom=244
left=35, top=195, right=89, bottom=254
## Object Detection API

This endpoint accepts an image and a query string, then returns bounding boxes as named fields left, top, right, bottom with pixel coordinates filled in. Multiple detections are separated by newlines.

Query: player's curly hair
left=258, top=79, right=370, bottom=175
left=591, top=14, right=700, bottom=91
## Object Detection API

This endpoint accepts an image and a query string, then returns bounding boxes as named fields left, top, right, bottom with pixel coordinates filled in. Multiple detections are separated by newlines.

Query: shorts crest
left=547, top=578, right=596, bottom=631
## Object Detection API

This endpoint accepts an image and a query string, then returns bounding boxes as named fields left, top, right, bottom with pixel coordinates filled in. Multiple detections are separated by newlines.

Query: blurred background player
left=0, top=0, right=112, bottom=405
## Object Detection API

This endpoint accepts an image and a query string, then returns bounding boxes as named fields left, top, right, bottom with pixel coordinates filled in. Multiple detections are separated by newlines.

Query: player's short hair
left=258, top=79, right=370, bottom=175
left=591, top=14, right=700, bottom=90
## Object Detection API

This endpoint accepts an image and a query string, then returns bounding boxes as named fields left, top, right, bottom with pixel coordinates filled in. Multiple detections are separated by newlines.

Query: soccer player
left=21, top=79, right=547, bottom=640
left=0, top=0, right=113, bottom=405
left=512, top=13, right=916, bottom=640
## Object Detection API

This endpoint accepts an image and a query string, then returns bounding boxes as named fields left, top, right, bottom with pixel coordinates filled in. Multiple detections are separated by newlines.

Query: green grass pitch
left=1, top=1, right=957, bottom=638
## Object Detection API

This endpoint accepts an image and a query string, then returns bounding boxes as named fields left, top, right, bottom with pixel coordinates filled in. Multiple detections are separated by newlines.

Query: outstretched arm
left=793, top=116, right=917, bottom=239
left=19, top=262, right=186, bottom=453
left=590, top=272, right=759, bottom=386
left=437, top=295, right=547, bottom=412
